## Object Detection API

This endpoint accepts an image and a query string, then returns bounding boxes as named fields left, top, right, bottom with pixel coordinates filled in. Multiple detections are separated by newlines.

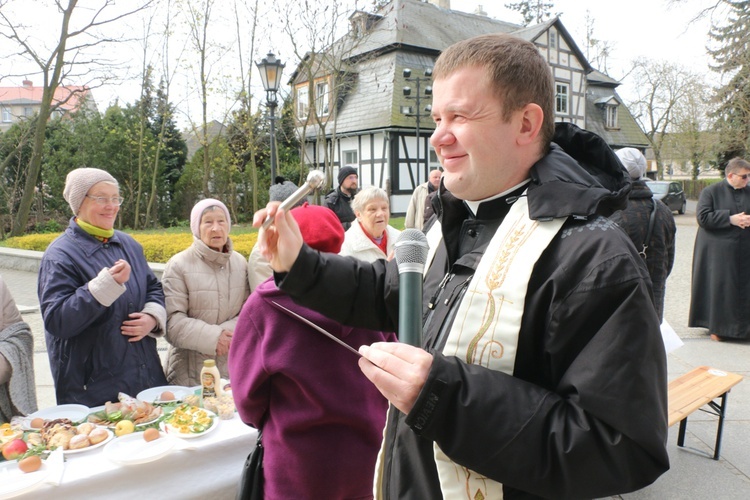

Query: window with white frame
left=316, top=81, right=329, bottom=116
left=1, top=107, right=11, bottom=122
left=343, top=150, right=358, bottom=165
left=606, top=105, right=618, bottom=128
left=555, top=83, right=569, bottom=114
left=24, top=107, right=33, bottom=118
left=297, top=86, right=309, bottom=118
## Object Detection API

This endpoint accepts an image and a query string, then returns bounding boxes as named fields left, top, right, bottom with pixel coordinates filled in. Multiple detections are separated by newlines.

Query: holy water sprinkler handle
left=262, top=170, right=326, bottom=230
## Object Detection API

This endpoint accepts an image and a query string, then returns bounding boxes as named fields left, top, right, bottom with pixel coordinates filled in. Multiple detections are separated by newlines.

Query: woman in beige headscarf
left=161, top=198, right=249, bottom=387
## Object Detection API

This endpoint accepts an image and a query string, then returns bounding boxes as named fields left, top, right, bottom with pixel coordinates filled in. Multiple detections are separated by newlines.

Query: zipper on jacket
left=443, top=275, right=474, bottom=307
left=428, top=272, right=454, bottom=310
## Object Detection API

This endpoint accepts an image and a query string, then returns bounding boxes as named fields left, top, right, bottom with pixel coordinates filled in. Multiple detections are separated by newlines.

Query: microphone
left=394, top=229, right=429, bottom=346
left=262, top=170, right=326, bottom=229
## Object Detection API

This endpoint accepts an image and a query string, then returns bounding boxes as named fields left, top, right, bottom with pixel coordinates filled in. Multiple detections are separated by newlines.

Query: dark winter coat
left=324, top=188, right=356, bottom=230
left=610, top=180, right=676, bottom=319
left=278, top=123, right=670, bottom=499
left=38, top=219, right=168, bottom=406
left=689, top=180, right=750, bottom=338
left=229, top=278, right=396, bottom=499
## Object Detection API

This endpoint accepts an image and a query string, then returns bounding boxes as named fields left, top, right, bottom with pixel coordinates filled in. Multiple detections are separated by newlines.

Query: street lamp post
left=256, top=51, right=286, bottom=182
left=401, top=68, right=433, bottom=181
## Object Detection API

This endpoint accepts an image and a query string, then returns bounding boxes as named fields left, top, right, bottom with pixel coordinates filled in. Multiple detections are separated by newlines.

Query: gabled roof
left=585, top=76, right=649, bottom=149
left=0, top=81, right=92, bottom=112
left=515, top=16, right=593, bottom=74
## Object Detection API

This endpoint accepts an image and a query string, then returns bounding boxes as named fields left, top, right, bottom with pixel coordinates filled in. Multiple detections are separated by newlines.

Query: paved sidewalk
left=1, top=202, right=749, bottom=498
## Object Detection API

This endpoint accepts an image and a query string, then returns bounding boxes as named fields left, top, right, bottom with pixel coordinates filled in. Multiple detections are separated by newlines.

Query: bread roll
left=68, top=434, right=90, bottom=450
left=88, top=428, right=109, bottom=445
left=77, top=422, right=96, bottom=435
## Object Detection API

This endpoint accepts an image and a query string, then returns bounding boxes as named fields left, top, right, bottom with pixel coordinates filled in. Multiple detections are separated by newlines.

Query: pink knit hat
left=190, top=198, right=232, bottom=238
left=63, top=168, right=118, bottom=215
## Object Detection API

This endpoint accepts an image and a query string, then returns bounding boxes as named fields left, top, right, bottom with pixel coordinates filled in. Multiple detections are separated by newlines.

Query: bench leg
left=677, top=417, right=687, bottom=448
left=710, top=392, right=730, bottom=460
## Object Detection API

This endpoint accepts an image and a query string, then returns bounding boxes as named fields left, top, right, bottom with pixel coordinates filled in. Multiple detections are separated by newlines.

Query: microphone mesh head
left=395, top=228, right=429, bottom=266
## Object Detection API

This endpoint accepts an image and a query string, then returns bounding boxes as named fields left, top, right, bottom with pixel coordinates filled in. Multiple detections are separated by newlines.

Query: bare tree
left=583, top=10, right=613, bottom=74
left=0, top=0, right=153, bottom=236
left=666, top=76, right=714, bottom=179
left=626, top=58, right=697, bottom=179
left=231, top=0, right=262, bottom=214
left=279, top=0, right=378, bottom=190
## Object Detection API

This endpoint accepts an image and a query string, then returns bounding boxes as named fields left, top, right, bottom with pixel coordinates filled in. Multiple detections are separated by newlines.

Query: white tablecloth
left=11, top=415, right=257, bottom=499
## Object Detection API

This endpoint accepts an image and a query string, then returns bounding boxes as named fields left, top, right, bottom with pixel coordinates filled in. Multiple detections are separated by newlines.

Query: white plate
left=103, top=431, right=178, bottom=465
left=160, top=407, right=219, bottom=439
left=63, top=428, right=114, bottom=455
left=86, top=406, right=162, bottom=428
left=24, top=404, right=90, bottom=429
left=0, top=461, right=52, bottom=498
left=137, top=385, right=193, bottom=404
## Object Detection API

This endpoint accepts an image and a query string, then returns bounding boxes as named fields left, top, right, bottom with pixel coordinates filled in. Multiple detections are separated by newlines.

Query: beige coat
left=404, top=182, right=430, bottom=230
left=162, top=237, right=249, bottom=387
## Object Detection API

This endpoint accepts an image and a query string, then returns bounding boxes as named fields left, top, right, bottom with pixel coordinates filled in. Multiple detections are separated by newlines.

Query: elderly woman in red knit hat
left=161, top=198, right=249, bottom=387
left=229, top=203, right=396, bottom=500
left=38, top=167, right=168, bottom=406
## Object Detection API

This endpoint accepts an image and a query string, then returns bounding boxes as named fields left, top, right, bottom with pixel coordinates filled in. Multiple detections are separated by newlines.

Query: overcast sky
left=0, top=0, right=726, bottom=127
left=452, top=0, right=720, bottom=85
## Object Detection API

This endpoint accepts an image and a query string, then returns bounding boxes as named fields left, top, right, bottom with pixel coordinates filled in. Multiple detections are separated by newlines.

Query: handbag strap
left=639, top=199, right=658, bottom=260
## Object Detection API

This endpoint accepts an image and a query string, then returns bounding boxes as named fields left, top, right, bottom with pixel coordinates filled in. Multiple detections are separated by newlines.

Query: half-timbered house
left=290, top=0, right=648, bottom=214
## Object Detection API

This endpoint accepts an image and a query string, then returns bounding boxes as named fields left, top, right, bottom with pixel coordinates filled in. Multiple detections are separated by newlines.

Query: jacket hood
left=527, top=123, right=631, bottom=220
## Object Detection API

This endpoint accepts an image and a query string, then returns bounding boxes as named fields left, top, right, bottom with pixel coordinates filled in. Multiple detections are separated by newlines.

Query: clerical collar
left=464, top=179, right=531, bottom=216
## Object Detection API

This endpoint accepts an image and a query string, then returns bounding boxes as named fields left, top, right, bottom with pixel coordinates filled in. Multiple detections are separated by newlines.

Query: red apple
left=1, top=438, right=28, bottom=460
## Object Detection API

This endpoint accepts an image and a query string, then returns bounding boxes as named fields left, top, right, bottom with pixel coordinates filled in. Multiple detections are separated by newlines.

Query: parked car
left=647, top=180, right=686, bottom=214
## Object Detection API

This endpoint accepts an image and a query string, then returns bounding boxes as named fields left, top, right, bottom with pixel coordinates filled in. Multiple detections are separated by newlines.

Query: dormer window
left=316, top=81, right=329, bottom=116
left=297, top=86, right=309, bottom=118
left=606, top=104, right=618, bottom=129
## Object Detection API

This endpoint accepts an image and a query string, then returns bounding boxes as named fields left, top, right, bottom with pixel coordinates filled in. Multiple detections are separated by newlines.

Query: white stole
left=433, top=195, right=566, bottom=499
left=373, top=195, right=566, bottom=499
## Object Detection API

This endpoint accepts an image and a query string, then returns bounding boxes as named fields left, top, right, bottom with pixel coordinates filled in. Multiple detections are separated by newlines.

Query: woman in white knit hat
left=160, top=198, right=249, bottom=387
left=37, top=167, right=168, bottom=407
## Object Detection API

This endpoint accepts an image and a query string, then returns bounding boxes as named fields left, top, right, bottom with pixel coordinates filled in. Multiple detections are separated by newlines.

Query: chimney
left=22, top=80, right=33, bottom=89
left=474, top=5, right=488, bottom=17
left=427, top=0, right=451, bottom=9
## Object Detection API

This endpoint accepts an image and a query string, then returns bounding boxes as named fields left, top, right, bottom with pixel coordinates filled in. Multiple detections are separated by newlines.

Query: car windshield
left=649, top=183, right=669, bottom=195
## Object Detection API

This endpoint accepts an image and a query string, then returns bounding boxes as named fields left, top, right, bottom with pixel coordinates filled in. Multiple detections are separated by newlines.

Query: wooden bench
left=667, top=366, right=743, bottom=460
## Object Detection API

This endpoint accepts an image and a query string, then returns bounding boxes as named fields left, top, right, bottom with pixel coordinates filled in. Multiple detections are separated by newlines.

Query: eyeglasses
left=734, top=173, right=750, bottom=180
left=86, top=195, right=124, bottom=206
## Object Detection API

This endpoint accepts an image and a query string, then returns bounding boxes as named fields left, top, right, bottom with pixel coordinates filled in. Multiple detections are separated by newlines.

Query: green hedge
left=3, top=232, right=258, bottom=264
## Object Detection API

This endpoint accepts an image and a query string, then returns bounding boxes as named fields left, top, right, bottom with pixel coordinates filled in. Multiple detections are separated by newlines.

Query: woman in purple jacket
left=38, top=168, right=167, bottom=407
left=229, top=203, right=396, bottom=500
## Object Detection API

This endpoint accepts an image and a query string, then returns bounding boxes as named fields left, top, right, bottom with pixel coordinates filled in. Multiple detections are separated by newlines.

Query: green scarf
left=76, top=218, right=115, bottom=242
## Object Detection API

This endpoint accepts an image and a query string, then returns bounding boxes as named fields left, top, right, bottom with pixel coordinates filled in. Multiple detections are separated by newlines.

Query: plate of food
left=22, top=404, right=90, bottom=429
left=63, top=425, right=114, bottom=455
left=0, top=460, right=52, bottom=498
left=136, top=386, right=193, bottom=405
left=103, top=431, right=178, bottom=465
left=160, top=405, right=218, bottom=438
left=87, top=393, right=162, bottom=427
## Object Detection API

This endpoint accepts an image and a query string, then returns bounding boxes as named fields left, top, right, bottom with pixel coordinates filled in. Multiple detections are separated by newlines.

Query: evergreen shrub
left=3, top=232, right=258, bottom=263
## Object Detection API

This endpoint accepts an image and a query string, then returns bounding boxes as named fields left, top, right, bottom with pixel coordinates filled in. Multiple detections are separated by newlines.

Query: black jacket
left=610, top=180, right=676, bottom=320
left=325, top=188, right=356, bottom=230
left=279, top=123, right=669, bottom=499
